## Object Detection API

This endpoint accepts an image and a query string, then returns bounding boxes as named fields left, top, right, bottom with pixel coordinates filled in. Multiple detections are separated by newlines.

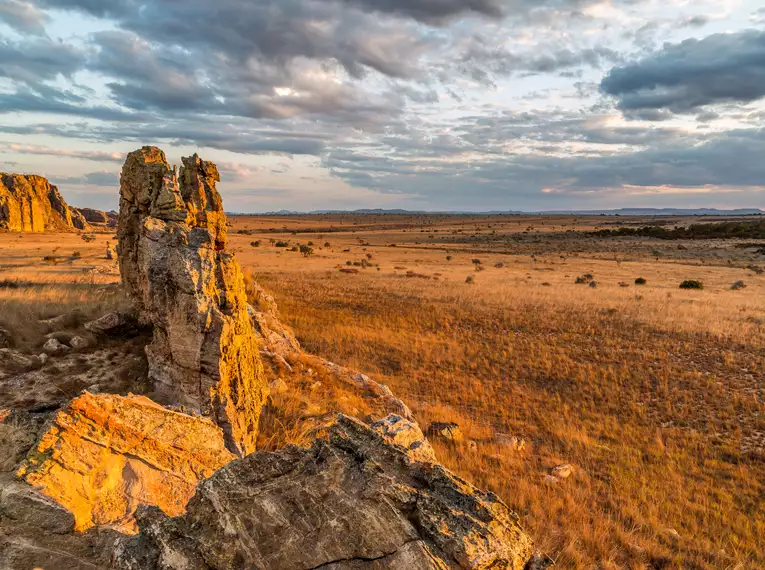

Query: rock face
left=17, top=392, right=235, bottom=533
left=115, top=415, right=536, bottom=570
left=0, top=173, right=91, bottom=232
left=76, top=207, right=117, bottom=225
left=117, top=147, right=268, bottom=456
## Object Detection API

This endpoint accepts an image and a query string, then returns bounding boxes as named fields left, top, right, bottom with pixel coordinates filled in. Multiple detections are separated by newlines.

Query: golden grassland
left=0, top=214, right=763, bottom=570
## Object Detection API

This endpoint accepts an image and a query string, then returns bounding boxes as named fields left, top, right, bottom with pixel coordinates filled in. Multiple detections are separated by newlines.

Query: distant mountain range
left=230, top=208, right=764, bottom=216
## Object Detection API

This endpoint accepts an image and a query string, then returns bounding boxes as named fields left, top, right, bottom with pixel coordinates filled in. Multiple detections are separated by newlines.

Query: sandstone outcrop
left=76, top=207, right=117, bottom=226
left=115, top=415, right=536, bottom=570
left=18, top=392, right=236, bottom=533
left=0, top=173, right=91, bottom=232
left=117, top=147, right=268, bottom=456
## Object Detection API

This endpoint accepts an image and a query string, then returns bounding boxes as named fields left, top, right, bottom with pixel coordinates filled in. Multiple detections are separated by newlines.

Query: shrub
left=324, top=242, right=331, bottom=247
left=575, top=274, right=594, bottom=284
left=299, top=245, right=314, bottom=257
left=465, top=275, right=474, bottom=284
left=471, top=259, right=482, bottom=266
left=71, top=251, right=81, bottom=259
left=635, top=277, right=647, bottom=285
left=679, top=280, right=704, bottom=290
left=250, top=241, right=261, bottom=247
left=446, top=256, right=453, bottom=261
left=275, top=241, right=289, bottom=248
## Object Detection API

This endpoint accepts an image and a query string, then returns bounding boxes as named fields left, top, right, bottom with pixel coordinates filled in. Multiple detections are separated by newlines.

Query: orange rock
left=18, top=392, right=235, bottom=533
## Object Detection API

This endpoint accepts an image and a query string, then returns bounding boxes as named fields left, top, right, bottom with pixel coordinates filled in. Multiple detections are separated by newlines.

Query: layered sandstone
left=0, top=173, right=90, bottom=232
left=17, top=392, right=235, bottom=533
left=115, top=415, right=536, bottom=570
left=117, top=147, right=268, bottom=455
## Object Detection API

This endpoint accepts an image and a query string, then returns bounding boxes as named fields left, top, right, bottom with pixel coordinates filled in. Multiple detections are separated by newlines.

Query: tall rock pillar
left=117, top=146, right=267, bottom=456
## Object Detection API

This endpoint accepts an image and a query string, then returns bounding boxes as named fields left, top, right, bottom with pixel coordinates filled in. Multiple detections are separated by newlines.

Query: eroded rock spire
left=117, top=146, right=267, bottom=455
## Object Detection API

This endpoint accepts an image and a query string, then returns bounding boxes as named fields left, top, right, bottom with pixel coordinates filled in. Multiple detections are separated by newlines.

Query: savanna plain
left=1, top=213, right=763, bottom=570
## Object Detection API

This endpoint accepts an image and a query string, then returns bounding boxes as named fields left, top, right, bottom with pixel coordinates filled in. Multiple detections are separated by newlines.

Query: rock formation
left=76, top=207, right=117, bottom=226
left=117, top=147, right=268, bottom=456
left=18, top=392, right=235, bottom=533
left=0, top=147, right=542, bottom=569
left=115, top=415, right=536, bottom=570
left=0, top=173, right=91, bottom=232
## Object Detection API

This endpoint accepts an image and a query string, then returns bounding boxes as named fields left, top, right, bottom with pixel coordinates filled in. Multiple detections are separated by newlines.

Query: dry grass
left=233, top=214, right=764, bottom=570
left=1, top=214, right=763, bottom=569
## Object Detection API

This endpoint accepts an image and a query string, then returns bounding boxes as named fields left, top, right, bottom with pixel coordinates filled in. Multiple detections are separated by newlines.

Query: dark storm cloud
left=601, top=30, right=765, bottom=117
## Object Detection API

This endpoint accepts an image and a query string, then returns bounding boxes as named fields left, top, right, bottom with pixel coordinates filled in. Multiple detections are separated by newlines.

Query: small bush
left=465, top=275, right=474, bottom=284
left=299, top=245, right=314, bottom=257
left=635, top=277, right=647, bottom=285
left=71, top=251, right=81, bottom=259
left=251, top=241, right=261, bottom=247
left=275, top=241, right=289, bottom=248
left=446, top=256, right=453, bottom=261
left=42, top=255, right=57, bottom=263
left=679, top=280, right=704, bottom=290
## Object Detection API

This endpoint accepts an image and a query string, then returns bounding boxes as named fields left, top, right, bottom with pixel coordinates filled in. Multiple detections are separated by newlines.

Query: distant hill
left=229, top=208, right=764, bottom=216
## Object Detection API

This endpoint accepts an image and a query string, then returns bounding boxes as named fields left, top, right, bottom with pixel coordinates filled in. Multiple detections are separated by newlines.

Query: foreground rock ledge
left=17, top=392, right=235, bottom=533
left=115, top=415, right=535, bottom=570
left=117, top=146, right=268, bottom=455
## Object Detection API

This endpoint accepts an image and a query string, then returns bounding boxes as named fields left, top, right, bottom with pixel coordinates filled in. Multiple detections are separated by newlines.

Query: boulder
left=114, top=415, right=536, bottom=570
left=0, top=173, right=91, bottom=232
left=43, top=337, right=70, bottom=355
left=371, top=414, right=437, bottom=463
left=17, top=392, right=236, bottom=533
left=116, top=147, right=268, bottom=456
left=84, top=311, right=140, bottom=336
left=426, top=421, right=464, bottom=443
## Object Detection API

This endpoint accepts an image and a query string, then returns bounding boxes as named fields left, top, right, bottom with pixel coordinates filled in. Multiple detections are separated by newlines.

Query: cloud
left=323, top=108, right=765, bottom=209
left=50, top=170, right=119, bottom=188
left=0, top=0, right=49, bottom=34
left=1, top=143, right=125, bottom=162
left=601, top=29, right=765, bottom=117
left=0, top=37, right=85, bottom=84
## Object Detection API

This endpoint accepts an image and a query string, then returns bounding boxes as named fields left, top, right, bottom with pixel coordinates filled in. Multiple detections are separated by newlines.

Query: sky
left=0, top=0, right=764, bottom=212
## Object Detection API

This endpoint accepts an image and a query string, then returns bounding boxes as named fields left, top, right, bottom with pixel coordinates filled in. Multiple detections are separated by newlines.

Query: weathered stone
left=0, top=410, right=46, bottom=472
left=17, top=392, right=236, bottom=533
left=0, top=481, right=75, bottom=534
left=43, top=337, right=70, bottom=355
left=114, top=415, right=536, bottom=570
left=106, top=241, right=117, bottom=260
left=69, top=335, right=90, bottom=350
left=426, top=421, right=464, bottom=443
left=84, top=311, right=140, bottom=336
left=0, top=173, right=91, bottom=232
left=495, top=433, right=527, bottom=451
left=0, top=348, right=39, bottom=377
left=0, top=327, right=11, bottom=348
left=117, top=146, right=268, bottom=456
left=371, top=414, right=437, bottom=463
left=551, top=464, right=573, bottom=479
